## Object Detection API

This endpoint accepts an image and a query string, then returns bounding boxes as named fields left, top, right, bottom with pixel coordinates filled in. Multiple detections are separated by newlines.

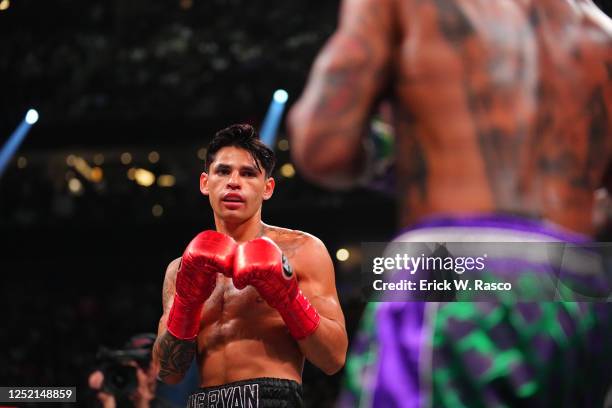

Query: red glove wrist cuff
left=279, top=290, right=321, bottom=340
left=166, top=295, right=203, bottom=340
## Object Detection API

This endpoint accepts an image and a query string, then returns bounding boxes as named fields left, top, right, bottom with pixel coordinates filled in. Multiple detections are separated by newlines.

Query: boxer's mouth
left=222, top=193, right=245, bottom=204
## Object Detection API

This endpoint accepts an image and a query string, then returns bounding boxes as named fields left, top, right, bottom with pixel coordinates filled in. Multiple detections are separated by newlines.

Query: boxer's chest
left=202, top=275, right=269, bottom=322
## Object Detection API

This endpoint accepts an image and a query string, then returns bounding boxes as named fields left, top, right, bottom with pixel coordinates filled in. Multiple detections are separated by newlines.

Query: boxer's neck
left=214, top=211, right=264, bottom=243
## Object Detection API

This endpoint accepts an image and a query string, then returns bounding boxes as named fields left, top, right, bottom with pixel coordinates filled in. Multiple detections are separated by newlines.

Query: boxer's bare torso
left=163, top=226, right=315, bottom=386
left=290, top=0, right=612, bottom=235
left=392, top=0, right=612, bottom=233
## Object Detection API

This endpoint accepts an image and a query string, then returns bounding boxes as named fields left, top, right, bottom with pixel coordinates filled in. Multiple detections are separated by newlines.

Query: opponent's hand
left=233, top=237, right=320, bottom=340
left=167, top=230, right=237, bottom=340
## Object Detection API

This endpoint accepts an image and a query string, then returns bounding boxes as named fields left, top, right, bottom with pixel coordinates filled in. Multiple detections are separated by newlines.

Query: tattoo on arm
left=302, top=18, right=390, bottom=160
left=313, top=58, right=370, bottom=119
left=155, top=331, right=196, bottom=381
left=163, top=277, right=175, bottom=311
left=162, top=260, right=179, bottom=311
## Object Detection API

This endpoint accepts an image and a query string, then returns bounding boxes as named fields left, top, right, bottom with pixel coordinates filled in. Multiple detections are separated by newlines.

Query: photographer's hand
left=128, top=362, right=156, bottom=408
left=88, top=370, right=116, bottom=408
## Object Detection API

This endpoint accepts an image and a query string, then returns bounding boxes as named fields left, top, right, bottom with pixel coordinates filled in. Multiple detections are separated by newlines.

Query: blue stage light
left=261, top=91, right=289, bottom=148
left=0, top=109, right=39, bottom=178
left=273, top=89, right=289, bottom=104
left=25, top=109, right=39, bottom=125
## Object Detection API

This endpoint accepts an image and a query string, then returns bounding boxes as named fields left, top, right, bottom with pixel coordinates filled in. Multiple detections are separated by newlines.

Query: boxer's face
left=200, top=146, right=274, bottom=223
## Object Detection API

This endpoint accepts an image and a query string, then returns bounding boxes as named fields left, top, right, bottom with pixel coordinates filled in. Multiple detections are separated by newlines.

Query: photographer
left=89, top=333, right=176, bottom=408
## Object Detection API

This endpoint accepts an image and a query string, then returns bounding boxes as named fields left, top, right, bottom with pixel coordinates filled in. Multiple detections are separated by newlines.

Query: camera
left=95, top=333, right=156, bottom=399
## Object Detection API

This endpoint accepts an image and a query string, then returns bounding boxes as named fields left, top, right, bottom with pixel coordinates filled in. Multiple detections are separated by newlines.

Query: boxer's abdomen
left=196, top=277, right=303, bottom=386
left=393, top=0, right=612, bottom=234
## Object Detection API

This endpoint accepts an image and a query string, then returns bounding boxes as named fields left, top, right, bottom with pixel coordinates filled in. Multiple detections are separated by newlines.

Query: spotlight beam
left=0, top=109, right=39, bottom=179
left=260, top=89, right=288, bottom=148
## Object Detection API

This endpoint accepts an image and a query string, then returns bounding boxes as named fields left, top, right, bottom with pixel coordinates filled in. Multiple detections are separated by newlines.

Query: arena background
left=1, top=1, right=611, bottom=407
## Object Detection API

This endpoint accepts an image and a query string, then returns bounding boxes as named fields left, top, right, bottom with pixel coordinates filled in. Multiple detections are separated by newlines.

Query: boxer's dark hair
left=205, top=124, right=276, bottom=177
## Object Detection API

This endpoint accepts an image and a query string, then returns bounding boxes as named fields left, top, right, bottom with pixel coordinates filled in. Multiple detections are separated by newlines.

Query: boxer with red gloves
left=152, top=124, right=347, bottom=407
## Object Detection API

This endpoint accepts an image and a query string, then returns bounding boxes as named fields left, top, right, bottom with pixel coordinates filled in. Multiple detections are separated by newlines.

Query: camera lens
left=102, top=364, right=138, bottom=397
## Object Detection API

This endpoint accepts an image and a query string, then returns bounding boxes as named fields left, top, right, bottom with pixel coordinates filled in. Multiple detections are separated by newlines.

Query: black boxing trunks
left=187, top=377, right=303, bottom=408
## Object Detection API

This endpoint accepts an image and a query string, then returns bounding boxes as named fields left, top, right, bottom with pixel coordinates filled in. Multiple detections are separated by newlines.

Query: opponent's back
left=392, top=0, right=612, bottom=233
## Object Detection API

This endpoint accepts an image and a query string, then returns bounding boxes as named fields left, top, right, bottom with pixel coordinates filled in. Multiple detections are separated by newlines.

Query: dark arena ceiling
left=0, top=0, right=340, bottom=147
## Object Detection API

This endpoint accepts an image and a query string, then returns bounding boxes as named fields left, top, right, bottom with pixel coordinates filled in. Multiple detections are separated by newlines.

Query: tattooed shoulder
left=263, top=225, right=310, bottom=258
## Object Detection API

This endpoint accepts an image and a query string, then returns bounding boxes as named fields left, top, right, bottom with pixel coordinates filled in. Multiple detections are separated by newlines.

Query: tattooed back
left=389, top=0, right=612, bottom=233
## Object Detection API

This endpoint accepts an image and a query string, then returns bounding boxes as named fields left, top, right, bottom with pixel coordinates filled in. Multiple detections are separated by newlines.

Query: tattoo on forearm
left=155, top=331, right=196, bottom=380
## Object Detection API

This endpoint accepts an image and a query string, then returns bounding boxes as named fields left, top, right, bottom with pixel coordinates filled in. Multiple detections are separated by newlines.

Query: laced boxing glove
left=233, top=237, right=320, bottom=340
left=167, top=231, right=237, bottom=340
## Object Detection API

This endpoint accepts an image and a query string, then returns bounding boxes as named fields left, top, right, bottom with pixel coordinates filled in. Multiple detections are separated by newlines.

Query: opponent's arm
left=233, top=236, right=348, bottom=375
left=288, top=0, right=394, bottom=188
left=153, top=231, right=236, bottom=384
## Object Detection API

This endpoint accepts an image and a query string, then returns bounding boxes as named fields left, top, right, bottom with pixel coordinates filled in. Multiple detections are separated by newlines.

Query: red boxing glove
left=167, top=230, right=237, bottom=340
left=233, top=237, right=321, bottom=340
